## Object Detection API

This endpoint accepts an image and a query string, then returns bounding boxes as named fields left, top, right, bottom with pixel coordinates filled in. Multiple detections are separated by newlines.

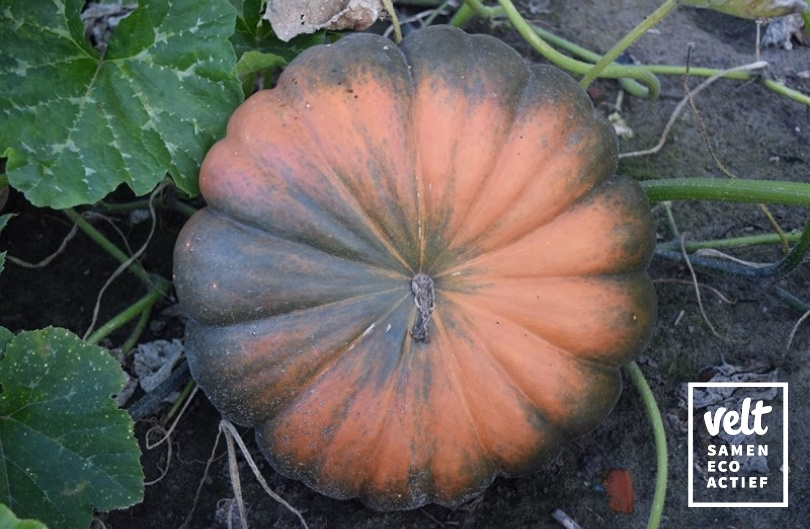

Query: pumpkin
left=173, top=25, right=657, bottom=511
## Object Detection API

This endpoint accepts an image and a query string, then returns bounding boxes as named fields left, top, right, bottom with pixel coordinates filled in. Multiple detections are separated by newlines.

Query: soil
left=1, top=1, right=809, bottom=528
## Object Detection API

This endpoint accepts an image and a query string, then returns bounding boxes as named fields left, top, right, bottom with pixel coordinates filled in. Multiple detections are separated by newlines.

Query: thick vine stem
left=456, top=0, right=808, bottom=106
left=85, top=281, right=169, bottom=346
left=644, top=178, right=810, bottom=278
left=658, top=230, right=802, bottom=252
left=579, top=0, right=678, bottom=90
left=641, top=178, right=810, bottom=206
left=655, top=217, right=810, bottom=279
left=624, top=361, right=668, bottom=529
left=120, top=307, right=152, bottom=353
left=63, top=208, right=154, bottom=288
left=493, top=0, right=661, bottom=98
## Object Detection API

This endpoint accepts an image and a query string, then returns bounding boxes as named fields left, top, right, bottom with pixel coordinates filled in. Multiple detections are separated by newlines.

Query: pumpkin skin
left=173, top=25, right=657, bottom=511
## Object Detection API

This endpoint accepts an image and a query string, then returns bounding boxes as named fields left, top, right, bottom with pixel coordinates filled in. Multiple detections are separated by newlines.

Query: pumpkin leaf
left=230, top=0, right=326, bottom=63
left=0, top=327, right=11, bottom=357
left=236, top=50, right=287, bottom=78
left=0, top=214, right=11, bottom=275
left=0, top=0, right=243, bottom=209
left=0, top=327, right=144, bottom=529
left=236, top=50, right=288, bottom=96
left=0, top=503, right=47, bottom=529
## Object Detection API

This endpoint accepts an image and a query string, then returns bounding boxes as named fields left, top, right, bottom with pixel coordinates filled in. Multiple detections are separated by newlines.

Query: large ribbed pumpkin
left=173, top=25, right=657, bottom=511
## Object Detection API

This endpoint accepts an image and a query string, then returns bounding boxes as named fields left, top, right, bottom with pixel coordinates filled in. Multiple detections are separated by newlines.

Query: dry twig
left=551, top=508, right=586, bottom=529
left=6, top=223, right=78, bottom=268
left=619, top=60, right=768, bottom=159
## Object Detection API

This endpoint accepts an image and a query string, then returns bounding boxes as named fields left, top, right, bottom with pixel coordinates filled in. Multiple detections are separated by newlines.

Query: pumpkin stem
left=411, top=273, right=435, bottom=342
left=381, top=0, right=403, bottom=44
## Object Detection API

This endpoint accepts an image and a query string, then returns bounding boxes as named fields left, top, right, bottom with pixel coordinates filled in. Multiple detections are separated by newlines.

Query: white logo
left=703, top=397, right=771, bottom=437
left=688, top=382, right=788, bottom=508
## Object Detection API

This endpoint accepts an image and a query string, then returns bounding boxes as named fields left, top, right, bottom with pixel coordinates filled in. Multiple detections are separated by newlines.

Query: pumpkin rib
left=281, top=290, right=413, bottom=400
left=423, top=311, right=491, bottom=465
left=438, top=176, right=655, bottom=280
left=354, top=323, right=493, bottom=509
left=440, top=296, right=623, bottom=438
left=184, top=288, right=413, bottom=426
left=439, top=286, right=637, bottom=370
left=432, top=309, right=568, bottom=474
left=205, top=205, right=415, bottom=282
left=428, top=65, right=617, bottom=265
left=176, top=208, right=411, bottom=326
left=275, top=35, right=422, bottom=273
left=403, top=28, right=528, bottom=274
left=289, top=116, right=417, bottom=276
left=199, top=100, right=404, bottom=270
left=397, top=313, right=500, bottom=506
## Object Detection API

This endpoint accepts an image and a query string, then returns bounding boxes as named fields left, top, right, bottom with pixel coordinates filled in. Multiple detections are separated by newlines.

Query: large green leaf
left=0, top=503, right=47, bottom=529
left=0, top=327, right=143, bottom=529
left=0, top=0, right=243, bottom=209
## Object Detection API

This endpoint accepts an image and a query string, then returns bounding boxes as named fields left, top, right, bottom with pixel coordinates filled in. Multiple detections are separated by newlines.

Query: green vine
left=624, top=361, right=668, bottom=529
left=641, top=178, right=810, bottom=206
left=62, top=208, right=154, bottom=288
left=60, top=207, right=172, bottom=347
left=579, top=0, right=678, bottom=90
left=454, top=0, right=661, bottom=97
left=85, top=285, right=168, bottom=346
left=656, top=218, right=810, bottom=278
left=454, top=0, right=810, bottom=106
left=658, top=230, right=802, bottom=252
left=120, top=307, right=153, bottom=353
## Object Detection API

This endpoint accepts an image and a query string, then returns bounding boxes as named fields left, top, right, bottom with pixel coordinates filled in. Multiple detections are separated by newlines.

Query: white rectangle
left=688, top=382, right=788, bottom=508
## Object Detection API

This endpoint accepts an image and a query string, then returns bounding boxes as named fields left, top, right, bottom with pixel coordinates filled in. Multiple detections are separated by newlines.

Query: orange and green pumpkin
left=173, top=25, right=657, bottom=511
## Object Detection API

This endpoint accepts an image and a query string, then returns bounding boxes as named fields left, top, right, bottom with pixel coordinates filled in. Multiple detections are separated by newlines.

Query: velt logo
left=688, top=382, right=788, bottom=507
left=704, top=397, right=771, bottom=437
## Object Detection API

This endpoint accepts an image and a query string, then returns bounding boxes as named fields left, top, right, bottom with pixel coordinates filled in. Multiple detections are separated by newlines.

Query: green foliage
left=803, top=3, right=810, bottom=38
left=0, top=327, right=143, bottom=529
left=679, top=0, right=808, bottom=19
left=230, top=0, right=326, bottom=95
left=0, top=0, right=244, bottom=209
left=236, top=50, right=287, bottom=78
left=0, top=503, right=47, bottom=529
left=230, top=0, right=326, bottom=62
left=0, top=214, right=10, bottom=275
left=236, top=50, right=287, bottom=95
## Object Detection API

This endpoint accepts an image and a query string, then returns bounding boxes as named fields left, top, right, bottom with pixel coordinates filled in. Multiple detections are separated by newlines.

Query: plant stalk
left=655, top=218, right=810, bottom=278
left=580, top=0, right=678, bottom=90
left=495, top=0, right=660, bottom=97
left=120, top=307, right=153, bottom=354
left=641, top=178, right=810, bottom=206
left=62, top=208, right=154, bottom=287
left=624, top=361, right=667, bottom=529
left=658, top=230, right=802, bottom=252
left=85, top=285, right=167, bottom=346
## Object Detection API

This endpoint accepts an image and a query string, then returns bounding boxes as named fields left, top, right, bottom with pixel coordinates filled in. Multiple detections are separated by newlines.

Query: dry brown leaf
left=264, top=0, right=383, bottom=42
